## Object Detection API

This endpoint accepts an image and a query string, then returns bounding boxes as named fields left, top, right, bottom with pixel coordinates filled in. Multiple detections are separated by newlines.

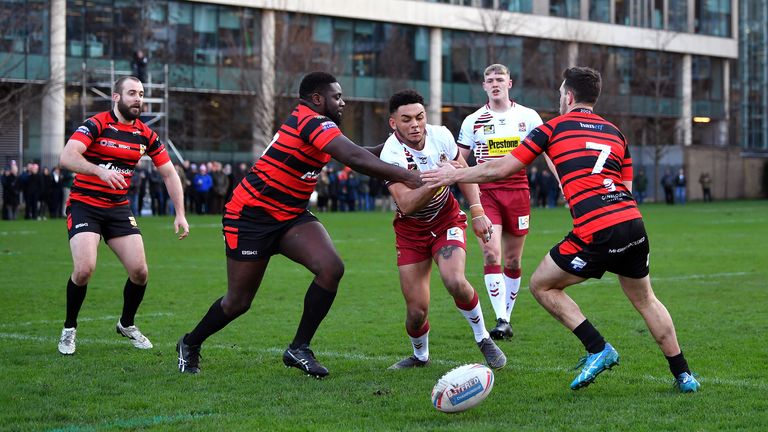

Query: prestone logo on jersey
left=487, top=137, right=520, bottom=156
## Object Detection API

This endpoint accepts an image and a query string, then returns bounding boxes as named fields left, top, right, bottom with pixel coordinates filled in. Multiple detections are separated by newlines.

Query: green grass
left=1, top=201, right=767, bottom=431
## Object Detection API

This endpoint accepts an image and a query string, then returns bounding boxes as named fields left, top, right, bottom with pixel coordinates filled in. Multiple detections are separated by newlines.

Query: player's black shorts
left=222, top=207, right=318, bottom=261
left=549, top=218, right=650, bottom=280
left=66, top=200, right=140, bottom=241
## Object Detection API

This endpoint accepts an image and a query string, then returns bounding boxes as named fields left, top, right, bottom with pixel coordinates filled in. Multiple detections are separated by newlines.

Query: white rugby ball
left=431, top=363, right=494, bottom=413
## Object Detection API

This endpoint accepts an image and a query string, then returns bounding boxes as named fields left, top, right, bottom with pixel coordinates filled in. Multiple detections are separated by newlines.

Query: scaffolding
left=79, top=61, right=185, bottom=162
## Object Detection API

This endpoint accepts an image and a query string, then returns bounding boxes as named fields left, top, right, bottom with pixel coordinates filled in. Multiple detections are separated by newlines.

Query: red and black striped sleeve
left=297, top=114, right=342, bottom=150
left=512, top=122, right=554, bottom=165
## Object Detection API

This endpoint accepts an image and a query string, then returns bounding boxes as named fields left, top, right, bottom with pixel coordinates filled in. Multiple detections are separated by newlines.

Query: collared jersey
left=68, top=110, right=170, bottom=208
left=458, top=102, right=543, bottom=191
left=225, top=103, right=342, bottom=222
left=380, top=124, right=458, bottom=222
left=512, top=108, right=640, bottom=241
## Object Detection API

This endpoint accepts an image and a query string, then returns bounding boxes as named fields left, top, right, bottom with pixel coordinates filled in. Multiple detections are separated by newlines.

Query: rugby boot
left=176, top=335, right=201, bottom=374
left=283, top=344, right=329, bottom=378
left=489, top=318, right=513, bottom=340
left=116, top=321, right=153, bottom=349
left=58, top=327, right=76, bottom=355
left=674, top=372, right=701, bottom=393
left=388, top=355, right=431, bottom=370
left=477, top=337, right=507, bottom=369
left=570, top=343, right=619, bottom=390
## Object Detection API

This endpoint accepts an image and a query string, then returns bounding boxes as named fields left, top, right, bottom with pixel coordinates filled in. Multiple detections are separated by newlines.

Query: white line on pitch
left=2, top=332, right=763, bottom=390
left=0, top=312, right=174, bottom=329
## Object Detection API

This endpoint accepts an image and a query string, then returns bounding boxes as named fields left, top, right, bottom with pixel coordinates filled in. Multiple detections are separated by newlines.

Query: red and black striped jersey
left=68, top=110, right=170, bottom=208
left=512, top=108, right=640, bottom=241
left=225, top=103, right=342, bottom=222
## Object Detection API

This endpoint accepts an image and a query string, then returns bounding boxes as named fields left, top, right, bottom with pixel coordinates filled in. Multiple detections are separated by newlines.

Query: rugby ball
left=431, top=363, right=494, bottom=413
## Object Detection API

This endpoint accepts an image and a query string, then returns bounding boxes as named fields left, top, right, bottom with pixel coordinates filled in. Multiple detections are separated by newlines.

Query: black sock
left=120, top=278, right=147, bottom=327
left=666, top=351, right=691, bottom=377
left=290, top=282, right=337, bottom=349
left=64, top=278, right=87, bottom=328
left=185, top=298, right=234, bottom=346
left=572, top=319, right=606, bottom=354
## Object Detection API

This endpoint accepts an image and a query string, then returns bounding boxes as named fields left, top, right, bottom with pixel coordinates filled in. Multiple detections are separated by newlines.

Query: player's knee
left=528, top=273, right=546, bottom=299
left=505, top=257, right=521, bottom=271
left=482, top=250, right=500, bottom=266
left=129, top=265, right=149, bottom=285
left=443, top=275, right=469, bottom=298
left=406, top=306, right=428, bottom=328
left=221, top=296, right=251, bottom=317
left=317, top=257, right=344, bottom=286
left=72, top=263, right=96, bottom=285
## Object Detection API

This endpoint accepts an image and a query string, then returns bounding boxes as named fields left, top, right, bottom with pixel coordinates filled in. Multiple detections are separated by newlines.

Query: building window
left=695, top=0, right=731, bottom=37
left=550, top=0, right=580, bottom=19
left=668, top=0, right=688, bottom=32
left=615, top=0, right=664, bottom=28
left=590, top=0, right=611, bottom=23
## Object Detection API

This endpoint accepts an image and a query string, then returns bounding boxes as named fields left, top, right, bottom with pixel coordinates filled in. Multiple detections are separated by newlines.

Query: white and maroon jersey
left=380, top=124, right=462, bottom=225
left=457, top=102, right=543, bottom=191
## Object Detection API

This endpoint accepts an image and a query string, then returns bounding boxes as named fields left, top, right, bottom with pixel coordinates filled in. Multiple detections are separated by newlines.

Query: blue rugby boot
left=674, top=372, right=701, bottom=393
left=570, top=343, right=619, bottom=390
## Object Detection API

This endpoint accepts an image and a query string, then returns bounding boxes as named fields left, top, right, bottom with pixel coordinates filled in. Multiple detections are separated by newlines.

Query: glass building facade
left=2, top=0, right=761, bottom=167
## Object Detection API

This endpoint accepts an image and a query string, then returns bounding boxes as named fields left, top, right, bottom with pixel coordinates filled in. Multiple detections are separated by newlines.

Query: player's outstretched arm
left=421, top=153, right=526, bottom=188
left=453, top=153, right=492, bottom=243
left=362, top=142, right=385, bottom=157
left=60, top=139, right=127, bottom=190
left=324, top=135, right=422, bottom=189
left=156, top=161, right=189, bottom=240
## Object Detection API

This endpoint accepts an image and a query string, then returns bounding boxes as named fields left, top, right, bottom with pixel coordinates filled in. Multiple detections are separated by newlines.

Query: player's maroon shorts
left=66, top=200, right=140, bottom=241
left=480, top=188, right=530, bottom=236
left=222, top=206, right=318, bottom=261
left=393, top=208, right=468, bottom=266
left=549, top=218, right=650, bottom=279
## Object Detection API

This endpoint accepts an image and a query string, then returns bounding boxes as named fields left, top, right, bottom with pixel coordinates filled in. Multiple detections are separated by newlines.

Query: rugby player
left=176, top=72, right=422, bottom=378
left=457, top=64, right=543, bottom=339
left=58, top=76, right=189, bottom=355
left=381, top=89, right=506, bottom=371
left=423, top=67, right=700, bottom=392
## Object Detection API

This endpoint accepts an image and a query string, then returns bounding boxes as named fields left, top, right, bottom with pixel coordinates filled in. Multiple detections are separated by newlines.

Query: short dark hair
left=388, top=89, right=425, bottom=114
left=299, top=72, right=338, bottom=100
left=562, top=67, right=601, bottom=105
left=113, top=76, right=141, bottom=94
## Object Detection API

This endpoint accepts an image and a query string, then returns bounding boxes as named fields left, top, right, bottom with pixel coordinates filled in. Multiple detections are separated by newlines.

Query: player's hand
left=97, top=167, right=128, bottom=189
left=174, top=215, right=190, bottom=240
left=403, top=170, right=423, bottom=190
left=471, top=214, right=493, bottom=243
left=421, top=163, right=457, bottom=189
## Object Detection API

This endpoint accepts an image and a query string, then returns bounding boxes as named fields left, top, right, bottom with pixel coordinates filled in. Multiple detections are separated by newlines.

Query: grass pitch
left=1, top=201, right=767, bottom=431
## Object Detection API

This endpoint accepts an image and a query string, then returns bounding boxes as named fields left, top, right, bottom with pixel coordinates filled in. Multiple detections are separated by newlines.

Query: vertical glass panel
left=590, top=0, right=611, bottom=23
left=695, top=0, right=731, bottom=37
left=550, top=0, right=580, bottom=19
left=668, top=0, right=688, bottom=32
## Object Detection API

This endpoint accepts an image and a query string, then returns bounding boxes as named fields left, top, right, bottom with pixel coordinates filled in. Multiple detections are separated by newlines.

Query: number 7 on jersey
left=586, top=141, right=611, bottom=174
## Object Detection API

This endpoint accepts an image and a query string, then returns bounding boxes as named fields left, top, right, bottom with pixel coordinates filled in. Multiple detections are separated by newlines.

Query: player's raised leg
left=107, top=234, right=152, bottom=349
left=529, top=253, right=618, bottom=390
left=619, top=275, right=700, bottom=392
left=436, top=245, right=506, bottom=369
left=178, top=258, right=269, bottom=374
left=278, top=221, right=344, bottom=378
left=59, top=231, right=100, bottom=355
left=389, top=259, right=432, bottom=369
